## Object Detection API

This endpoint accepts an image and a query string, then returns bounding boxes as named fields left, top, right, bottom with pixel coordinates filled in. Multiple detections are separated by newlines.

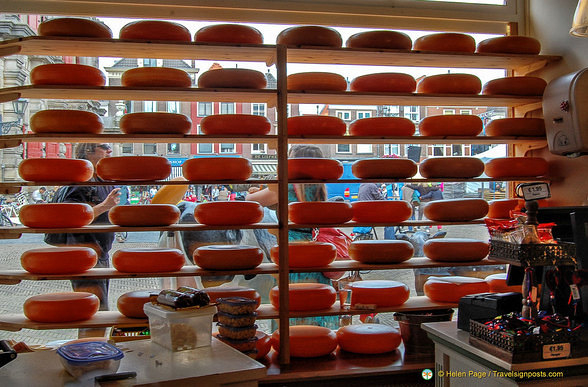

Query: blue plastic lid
left=57, top=341, right=124, bottom=363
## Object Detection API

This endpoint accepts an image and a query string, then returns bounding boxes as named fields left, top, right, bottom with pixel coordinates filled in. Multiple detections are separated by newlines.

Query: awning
left=252, top=162, right=277, bottom=175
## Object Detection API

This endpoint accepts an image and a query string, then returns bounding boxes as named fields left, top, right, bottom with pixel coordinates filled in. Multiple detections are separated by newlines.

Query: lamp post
left=1, top=99, right=28, bottom=135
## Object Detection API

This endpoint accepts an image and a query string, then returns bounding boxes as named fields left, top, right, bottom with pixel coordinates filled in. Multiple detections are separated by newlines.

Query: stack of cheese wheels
left=269, top=241, right=337, bottom=267
left=96, top=156, right=171, bottom=181
left=352, top=158, right=418, bottom=179
left=112, top=248, right=184, bottom=273
left=419, top=157, right=485, bottom=178
left=485, top=273, right=522, bottom=293
left=272, top=325, right=338, bottom=358
left=349, top=117, right=415, bottom=136
left=351, top=200, right=412, bottom=223
left=423, top=198, right=489, bottom=222
left=194, top=24, right=263, bottom=44
left=488, top=198, right=525, bottom=219
left=31, top=64, right=106, bottom=86
left=350, top=73, right=416, bottom=93
left=337, top=324, right=402, bottom=354
left=24, top=292, right=100, bottom=322
left=417, top=73, right=481, bottom=94
left=482, top=76, right=547, bottom=96
left=119, top=20, right=191, bottom=41
left=349, top=280, right=410, bottom=307
left=346, top=30, right=412, bottom=50
left=289, top=201, right=353, bottom=224
left=108, top=204, right=180, bottom=226
left=476, top=36, right=541, bottom=55
left=287, top=72, right=347, bottom=91
left=121, top=67, right=191, bottom=88
left=117, top=290, right=157, bottom=318
left=413, top=32, right=476, bottom=53
left=349, top=240, right=414, bottom=264
left=194, top=201, right=264, bottom=225
left=277, top=26, right=342, bottom=47
left=423, top=238, right=489, bottom=262
left=120, top=112, right=192, bottom=134
left=38, top=17, right=113, bottom=38
left=19, top=158, right=94, bottom=182
left=151, top=177, right=189, bottom=205
left=21, top=247, right=98, bottom=274
left=19, top=203, right=94, bottom=228
left=200, top=114, right=271, bottom=135
left=485, top=157, right=548, bottom=178
left=254, top=331, right=272, bottom=360
left=419, top=115, right=483, bottom=136
left=182, top=157, right=252, bottom=181
left=485, top=118, right=546, bottom=137
left=424, top=276, right=489, bottom=303
left=270, top=283, right=336, bottom=311
left=198, top=68, right=267, bottom=89
left=204, top=286, right=261, bottom=308
left=288, top=158, right=343, bottom=180
left=193, top=245, right=263, bottom=270
left=30, top=110, right=104, bottom=134
left=287, top=115, right=346, bottom=136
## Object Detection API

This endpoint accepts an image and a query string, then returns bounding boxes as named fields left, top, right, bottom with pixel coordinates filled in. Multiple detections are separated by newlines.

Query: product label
left=570, top=284, right=580, bottom=300
left=542, top=343, right=571, bottom=359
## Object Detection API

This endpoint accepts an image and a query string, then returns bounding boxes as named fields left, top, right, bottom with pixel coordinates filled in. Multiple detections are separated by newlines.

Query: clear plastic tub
left=56, top=341, right=123, bottom=378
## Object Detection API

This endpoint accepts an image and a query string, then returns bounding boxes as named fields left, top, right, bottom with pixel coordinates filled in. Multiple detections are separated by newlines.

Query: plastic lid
left=217, top=297, right=257, bottom=306
left=57, top=341, right=124, bottom=363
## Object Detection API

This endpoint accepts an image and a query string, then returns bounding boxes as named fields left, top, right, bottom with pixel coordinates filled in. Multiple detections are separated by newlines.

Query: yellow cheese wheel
left=18, top=158, right=94, bottom=182
left=108, top=204, right=180, bottom=226
left=482, top=77, right=547, bottom=96
left=112, top=248, right=185, bottom=273
left=350, top=73, right=416, bottom=93
left=117, top=290, right=156, bottom=318
left=424, top=276, right=489, bottom=303
left=204, top=286, right=261, bottom=308
left=346, top=30, right=412, bottom=50
left=485, top=273, right=522, bottom=293
left=199, top=114, right=271, bottom=135
left=485, top=157, right=548, bottom=178
left=198, top=68, right=267, bottom=89
left=277, top=26, right=342, bottom=47
left=288, top=158, right=343, bottom=180
left=476, top=36, right=541, bottom=55
left=194, top=201, right=264, bottom=225
left=485, top=118, right=546, bottom=137
left=121, top=67, right=191, bottom=88
left=423, top=238, right=489, bottom=262
left=350, top=280, right=410, bottom=307
left=96, top=156, right=171, bottom=181
left=120, top=112, right=192, bottom=135
left=417, top=74, right=481, bottom=94
left=488, top=199, right=525, bottom=219
left=348, top=240, right=414, bottom=264
left=349, top=117, right=415, bottom=137
left=24, top=292, right=99, bottom=323
left=30, top=109, right=103, bottom=134
left=119, top=20, right=191, bottom=41
left=413, top=32, right=475, bottom=53
left=182, top=157, right=252, bottom=181
left=21, top=247, right=97, bottom=274
left=19, top=203, right=93, bottom=228
left=287, top=72, right=347, bottom=91
left=419, top=114, right=483, bottom=136
left=287, top=115, right=347, bottom=136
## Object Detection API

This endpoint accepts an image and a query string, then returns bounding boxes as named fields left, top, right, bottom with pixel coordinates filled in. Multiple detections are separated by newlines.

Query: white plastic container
left=56, top=341, right=123, bottom=378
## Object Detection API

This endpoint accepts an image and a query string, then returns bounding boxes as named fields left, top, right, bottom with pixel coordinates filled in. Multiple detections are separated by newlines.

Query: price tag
left=570, top=284, right=581, bottom=300
left=518, top=183, right=551, bottom=201
left=542, top=343, right=571, bottom=359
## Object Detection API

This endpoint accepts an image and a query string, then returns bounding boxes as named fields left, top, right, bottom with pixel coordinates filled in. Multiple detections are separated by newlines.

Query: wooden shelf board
left=288, top=135, right=547, bottom=146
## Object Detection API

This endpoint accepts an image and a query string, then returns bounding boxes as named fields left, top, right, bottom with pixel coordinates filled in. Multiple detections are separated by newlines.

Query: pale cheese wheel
left=346, top=30, right=412, bottom=50
left=484, top=157, right=548, bottom=178
left=150, top=177, right=189, bottom=205
left=485, top=273, right=522, bottom=293
left=96, top=156, right=171, bottom=181
left=349, top=117, right=415, bottom=137
left=112, top=248, right=184, bottom=273
left=200, top=114, right=271, bottom=135
left=119, top=20, right=191, bottom=41
left=423, top=238, right=489, bottom=262
left=30, top=110, right=103, bottom=134
left=337, top=324, right=402, bottom=354
left=482, top=77, right=547, bottom=96
left=193, top=245, right=263, bottom=270
left=485, top=118, right=546, bottom=137
left=350, top=280, right=410, bottom=307
left=351, top=158, right=417, bottom=179
left=271, top=325, right=338, bottom=358
left=417, top=73, right=481, bottom=94
left=120, top=112, right=192, bottom=135
left=182, top=157, right=252, bottom=181
left=288, top=202, right=353, bottom=224
left=351, top=200, right=412, bottom=223
left=19, top=203, right=94, bottom=228
left=121, top=67, right=191, bottom=88
left=288, top=158, right=343, bottom=180
left=21, top=247, right=97, bottom=274
left=413, top=32, right=475, bottom=53
left=269, top=241, right=337, bottom=268
left=194, top=201, right=264, bottom=225
left=424, top=276, right=489, bottom=303
left=277, top=26, right=342, bottom=47
left=24, top=292, right=99, bottom=323
left=194, top=24, right=263, bottom=44
left=419, top=157, right=485, bottom=178
left=38, top=17, right=113, bottom=38
left=419, top=115, right=483, bottom=136
left=198, top=68, right=267, bottom=89
left=350, top=73, right=416, bottom=93
left=287, top=115, right=347, bottom=136
left=476, top=36, right=541, bottom=55
left=348, top=240, right=414, bottom=264
left=287, top=72, right=347, bottom=91
left=270, top=283, right=337, bottom=311
left=423, top=199, right=489, bottom=222
left=31, top=64, right=105, bottom=86
left=18, top=158, right=94, bottom=182
left=108, top=204, right=180, bottom=226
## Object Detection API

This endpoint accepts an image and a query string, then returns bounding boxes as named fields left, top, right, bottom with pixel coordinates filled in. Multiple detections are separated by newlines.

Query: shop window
left=357, top=111, right=371, bottom=119
left=143, top=58, right=157, bottom=67
left=404, top=106, right=420, bottom=122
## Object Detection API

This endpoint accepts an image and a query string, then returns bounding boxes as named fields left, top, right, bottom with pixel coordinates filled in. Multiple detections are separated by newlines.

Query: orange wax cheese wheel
left=287, top=72, right=347, bottom=91
left=194, top=201, right=264, bottom=225
left=350, top=73, right=416, bottom=93
left=417, top=73, right=481, bottom=94
left=119, top=20, right=191, bottom=41
left=277, top=26, right=342, bottom=47
left=151, top=177, right=189, bottom=205
left=488, top=199, right=525, bottom=219
left=200, top=114, right=271, bottom=135
left=485, top=273, right=522, bottom=293
left=117, top=290, right=156, bottom=318
left=413, top=32, right=475, bottom=53
left=423, top=199, right=488, bottom=222
left=423, top=238, right=489, bottom=262
left=270, top=283, right=337, bottom=311
left=288, top=158, right=343, bottom=180
left=30, top=110, right=103, bottom=134
left=476, top=36, right=541, bottom=55
left=349, top=117, right=415, bottom=137
left=18, top=158, right=94, bottom=182
left=120, top=112, right=192, bottom=135
left=287, top=115, right=346, bottom=136
left=269, top=241, right=337, bottom=268
left=24, top=292, right=99, bottom=323
left=182, top=157, right=252, bottom=181
left=352, top=200, right=412, bottom=223
left=204, top=286, right=261, bottom=308
left=337, top=324, right=401, bottom=354
left=348, top=240, right=414, bottom=264
left=38, top=17, right=113, bottom=38
left=193, top=245, right=263, bottom=270
left=19, top=203, right=93, bottom=228
left=289, top=202, right=353, bottom=224
left=21, top=247, right=97, bottom=274
left=419, top=115, right=483, bottom=137
left=485, top=157, right=548, bottom=178
left=195, top=24, right=263, bottom=44
left=272, top=325, right=337, bottom=358
left=482, top=76, right=547, bottom=96
left=485, top=118, right=546, bottom=137
left=255, top=331, right=272, bottom=359
left=350, top=280, right=410, bottom=307
left=352, top=158, right=417, bottom=179
left=419, top=157, right=485, bottom=178
left=346, top=30, right=412, bottom=50
left=121, top=67, right=191, bottom=88
left=96, top=156, right=171, bottom=181
left=108, top=204, right=180, bottom=226
left=198, top=68, right=267, bottom=89
left=31, top=64, right=105, bottom=86
left=424, top=276, right=489, bottom=303
left=112, top=248, right=184, bottom=273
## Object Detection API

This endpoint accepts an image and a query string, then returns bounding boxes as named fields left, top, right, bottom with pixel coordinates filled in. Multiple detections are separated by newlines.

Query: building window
left=384, top=144, right=401, bottom=156
left=252, top=143, right=267, bottom=154
left=382, top=105, right=400, bottom=117
left=167, top=101, right=180, bottom=114
left=122, top=143, right=134, bottom=154
left=220, top=102, right=235, bottom=114
left=143, top=58, right=157, bottom=67
left=198, top=102, right=213, bottom=117
left=443, top=109, right=456, bottom=115
left=357, top=111, right=371, bottom=119
left=404, top=106, right=419, bottom=122
left=252, top=103, right=266, bottom=116
left=143, top=101, right=157, bottom=112
left=357, top=144, right=373, bottom=153
left=428, top=144, right=446, bottom=156
left=168, top=143, right=180, bottom=154
left=220, top=143, right=236, bottom=153
left=336, top=111, right=351, bottom=121
left=452, top=144, right=463, bottom=156
left=336, top=144, right=351, bottom=154
left=144, top=143, right=157, bottom=154
left=197, top=125, right=213, bottom=154
left=460, top=109, right=472, bottom=115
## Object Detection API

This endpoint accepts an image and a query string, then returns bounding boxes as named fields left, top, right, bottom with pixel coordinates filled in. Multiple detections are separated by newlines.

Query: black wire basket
left=488, top=240, right=576, bottom=267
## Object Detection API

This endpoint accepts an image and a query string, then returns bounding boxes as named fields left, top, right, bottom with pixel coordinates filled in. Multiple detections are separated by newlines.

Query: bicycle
left=351, top=226, right=378, bottom=241
left=0, top=212, right=13, bottom=227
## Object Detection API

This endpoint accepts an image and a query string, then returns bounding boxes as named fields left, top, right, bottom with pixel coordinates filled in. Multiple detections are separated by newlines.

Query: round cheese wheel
left=198, top=68, right=267, bottom=89
left=272, top=325, right=337, bottom=358
left=193, top=245, right=263, bottom=270
left=30, top=110, right=103, bottom=134
left=288, top=158, right=343, bottom=180
left=287, top=72, right=347, bottom=91
left=30, top=64, right=105, bottom=86
left=417, top=73, right=481, bottom=94
left=350, top=73, right=416, bottom=93
left=348, top=240, right=414, bottom=264
left=21, top=247, right=97, bottom=274
left=413, top=33, right=475, bottom=53
left=423, top=238, right=489, bottom=262
left=482, top=76, right=547, bottom=96
left=351, top=158, right=417, bottom=179
left=108, top=204, right=180, bottom=227
left=485, top=118, right=546, bottom=137
left=476, top=36, right=541, bottom=55
left=346, top=30, right=412, bottom=50
left=288, top=202, right=353, bottom=225
left=38, top=17, right=113, bottom=38
left=151, top=177, right=189, bottom=205
left=351, top=200, right=412, bottom=223
left=277, top=26, right=342, bottom=47
left=119, top=20, right=191, bottom=41
left=337, top=324, right=401, bottom=354
left=19, top=203, right=94, bottom=228
left=24, top=292, right=100, bottom=323
left=485, top=157, right=548, bottom=178
left=269, top=241, right=337, bottom=267
left=349, top=117, right=415, bottom=137
left=255, top=331, right=272, bottom=359
left=121, top=67, right=191, bottom=88
left=194, top=201, right=264, bottom=225
left=96, top=156, right=171, bottom=181
left=112, top=248, right=184, bottom=273
left=485, top=273, right=522, bottom=293
left=204, top=286, right=261, bottom=308
left=270, top=283, right=337, bottom=311
left=200, top=114, right=271, bottom=135
left=18, top=158, right=94, bottom=182
left=287, top=115, right=346, bottom=136
left=349, top=280, right=410, bottom=307
left=117, top=290, right=156, bottom=318
left=423, top=199, right=489, bottom=222
left=120, top=112, right=192, bottom=135
left=419, top=115, right=483, bottom=136
left=182, top=157, right=252, bottom=181
left=195, top=24, right=263, bottom=44
left=424, top=276, right=489, bottom=303
left=419, top=157, right=485, bottom=178
left=488, top=198, right=525, bottom=219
